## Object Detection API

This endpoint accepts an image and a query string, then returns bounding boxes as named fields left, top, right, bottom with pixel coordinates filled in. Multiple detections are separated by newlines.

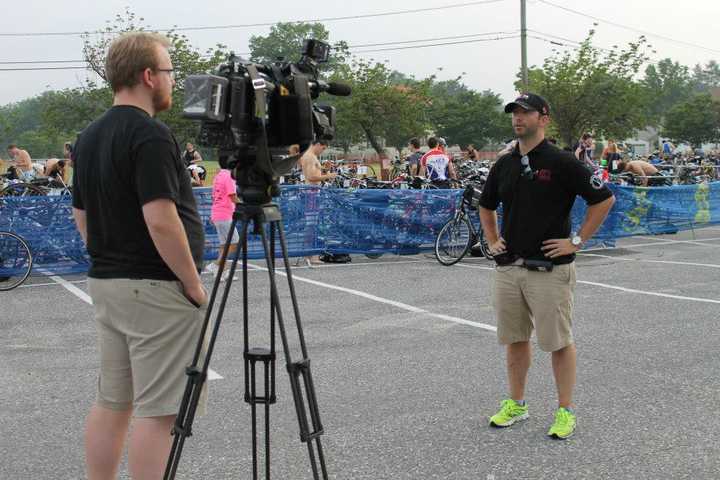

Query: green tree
left=81, top=7, right=228, bottom=143
left=663, top=93, right=720, bottom=147
left=642, top=58, right=694, bottom=126
left=0, top=94, right=72, bottom=158
left=692, top=60, right=720, bottom=92
left=248, top=22, right=349, bottom=75
left=520, top=30, right=650, bottom=146
left=331, top=59, right=431, bottom=155
left=428, top=79, right=513, bottom=148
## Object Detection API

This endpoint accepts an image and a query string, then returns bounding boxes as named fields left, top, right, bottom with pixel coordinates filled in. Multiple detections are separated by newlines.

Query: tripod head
left=226, top=148, right=302, bottom=205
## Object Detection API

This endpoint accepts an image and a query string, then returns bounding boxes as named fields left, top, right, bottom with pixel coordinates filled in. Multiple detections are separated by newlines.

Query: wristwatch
left=570, top=235, right=583, bottom=249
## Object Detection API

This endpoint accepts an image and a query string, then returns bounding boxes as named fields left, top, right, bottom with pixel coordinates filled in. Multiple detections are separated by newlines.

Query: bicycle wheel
left=0, top=231, right=33, bottom=291
left=435, top=213, right=472, bottom=266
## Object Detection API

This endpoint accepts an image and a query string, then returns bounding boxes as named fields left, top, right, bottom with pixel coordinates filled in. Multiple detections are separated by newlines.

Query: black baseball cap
left=504, top=93, right=550, bottom=115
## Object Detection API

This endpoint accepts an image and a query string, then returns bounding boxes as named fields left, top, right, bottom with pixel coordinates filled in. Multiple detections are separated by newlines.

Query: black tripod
left=164, top=202, right=329, bottom=480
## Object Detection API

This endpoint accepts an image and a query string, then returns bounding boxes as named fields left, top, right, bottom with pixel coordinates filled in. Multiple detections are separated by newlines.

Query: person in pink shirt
left=205, top=156, right=240, bottom=281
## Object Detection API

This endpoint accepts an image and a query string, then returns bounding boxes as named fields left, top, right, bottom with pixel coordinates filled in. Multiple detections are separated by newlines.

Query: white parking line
left=633, top=235, right=720, bottom=246
left=454, top=263, right=720, bottom=304
left=579, top=252, right=720, bottom=269
left=577, top=280, right=720, bottom=305
left=20, top=279, right=87, bottom=288
left=39, top=270, right=93, bottom=304
left=17, top=259, right=427, bottom=289
left=585, top=236, right=720, bottom=251
left=248, top=264, right=497, bottom=332
left=43, top=272, right=224, bottom=380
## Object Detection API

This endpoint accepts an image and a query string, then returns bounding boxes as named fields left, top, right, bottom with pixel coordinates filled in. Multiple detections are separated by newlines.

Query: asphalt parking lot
left=3, top=227, right=720, bottom=480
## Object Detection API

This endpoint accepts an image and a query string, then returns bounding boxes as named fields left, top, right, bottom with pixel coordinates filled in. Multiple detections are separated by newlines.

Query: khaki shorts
left=87, top=278, right=209, bottom=417
left=493, top=262, right=576, bottom=352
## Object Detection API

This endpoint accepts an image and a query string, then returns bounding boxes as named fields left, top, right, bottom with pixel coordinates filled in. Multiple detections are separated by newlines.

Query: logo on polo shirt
left=537, top=169, right=552, bottom=182
left=590, top=174, right=604, bottom=189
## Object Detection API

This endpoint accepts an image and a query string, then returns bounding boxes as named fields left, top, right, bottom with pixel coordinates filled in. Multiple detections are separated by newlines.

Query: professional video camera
left=167, top=40, right=349, bottom=480
left=182, top=39, right=350, bottom=204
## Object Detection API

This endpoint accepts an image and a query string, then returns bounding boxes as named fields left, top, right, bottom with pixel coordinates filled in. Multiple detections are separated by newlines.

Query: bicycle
left=434, top=185, right=493, bottom=266
left=0, top=230, right=33, bottom=291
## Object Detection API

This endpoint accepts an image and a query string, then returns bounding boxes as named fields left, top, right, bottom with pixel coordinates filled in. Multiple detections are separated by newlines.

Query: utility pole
left=520, top=0, right=528, bottom=90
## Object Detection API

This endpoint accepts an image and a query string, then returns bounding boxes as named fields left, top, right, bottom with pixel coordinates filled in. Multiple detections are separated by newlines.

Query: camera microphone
left=312, top=80, right=352, bottom=97
left=326, top=81, right=351, bottom=96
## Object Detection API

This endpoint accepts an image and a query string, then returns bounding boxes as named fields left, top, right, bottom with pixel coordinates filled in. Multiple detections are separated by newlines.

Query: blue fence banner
left=1, top=183, right=719, bottom=276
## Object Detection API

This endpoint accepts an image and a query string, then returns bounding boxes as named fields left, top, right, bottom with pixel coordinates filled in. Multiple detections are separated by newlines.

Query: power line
left=0, top=30, right=521, bottom=65
left=527, top=30, right=614, bottom=53
left=537, top=0, right=720, bottom=55
left=0, top=35, right=521, bottom=71
left=0, top=66, right=87, bottom=71
left=351, top=35, right=520, bottom=54
left=0, top=60, right=84, bottom=65
left=0, top=0, right=506, bottom=38
left=347, top=30, right=519, bottom=49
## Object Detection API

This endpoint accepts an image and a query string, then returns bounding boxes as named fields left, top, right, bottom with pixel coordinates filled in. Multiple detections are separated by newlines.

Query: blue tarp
left=1, top=183, right=719, bottom=276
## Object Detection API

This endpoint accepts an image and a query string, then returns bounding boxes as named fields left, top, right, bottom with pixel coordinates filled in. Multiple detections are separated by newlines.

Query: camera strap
left=246, top=64, right=267, bottom=120
left=246, top=65, right=274, bottom=178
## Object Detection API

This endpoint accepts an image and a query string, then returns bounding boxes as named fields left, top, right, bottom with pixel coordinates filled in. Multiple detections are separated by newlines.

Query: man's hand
left=326, top=172, right=337, bottom=180
left=183, top=281, right=207, bottom=308
left=541, top=238, right=579, bottom=258
left=488, top=237, right=507, bottom=256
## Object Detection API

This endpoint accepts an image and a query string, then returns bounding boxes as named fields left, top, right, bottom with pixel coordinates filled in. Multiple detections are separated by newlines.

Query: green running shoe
left=489, top=399, right=529, bottom=427
left=547, top=407, right=576, bottom=439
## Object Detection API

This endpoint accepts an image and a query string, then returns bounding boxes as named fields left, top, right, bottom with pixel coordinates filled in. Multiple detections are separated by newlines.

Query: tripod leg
left=277, top=221, right=329, bottom=480
left=243, top=220, right=278, bottom=480
left=257, top=220, right=328, bottom=480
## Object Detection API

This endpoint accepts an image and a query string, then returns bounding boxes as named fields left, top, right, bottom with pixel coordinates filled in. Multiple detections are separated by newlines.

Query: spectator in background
left=379, top=152, right=391, bottom=180
left=575, top=133, right=595, bottom=169
left=662, top=140, right=675, bottom=159
left=466, top=144, right=482, bottom=161
left=616, top=159, right=660, bottom=186
left=183, top=142, right=202, bottom=166
left=204, top=155, right=240, bottom=282
left=601, top=139, right=622, bottom=172
left=300, top=140, right=334, bottom=185
left=7, top=144, right=35, bottom=181
left=299, top=140, right=334, bottom=265
left=420, top=137, right=456, bottom=188
left=64, top=141, right=74, bottom=163
left=406, top=138, right=423, bottom=176
left=44, top=142, right=75, bottom=183
left=44, top=159, right=68, bottom=184
left=184, top=142, right=206, bottom=186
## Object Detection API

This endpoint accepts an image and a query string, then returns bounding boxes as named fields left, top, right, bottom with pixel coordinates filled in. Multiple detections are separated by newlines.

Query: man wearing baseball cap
left=478, top=92, right=615, bottom=439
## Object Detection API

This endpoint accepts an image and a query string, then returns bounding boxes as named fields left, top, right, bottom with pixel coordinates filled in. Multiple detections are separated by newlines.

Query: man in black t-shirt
left=72, top=32, right=208, bottom=478
left=479, top=93, right=615, bottom=439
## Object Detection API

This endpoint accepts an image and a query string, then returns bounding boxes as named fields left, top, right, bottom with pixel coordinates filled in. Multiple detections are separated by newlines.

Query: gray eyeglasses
left=520, top=155, right=534, bottom=180
left=155, top=68, right=176, bottom=79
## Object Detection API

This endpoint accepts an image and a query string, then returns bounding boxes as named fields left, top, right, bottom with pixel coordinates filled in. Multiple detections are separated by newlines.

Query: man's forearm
left=479, top=207, right=500, bottom=243
left=143, top=202, right=201, bottom=287
left=72, top=208, right=87, bottom=244
left=577, top=196, right=615, bottom=243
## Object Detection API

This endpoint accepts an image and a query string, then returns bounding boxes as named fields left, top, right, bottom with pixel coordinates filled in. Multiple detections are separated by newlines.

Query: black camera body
left=183, top=39, right=348, bottom=204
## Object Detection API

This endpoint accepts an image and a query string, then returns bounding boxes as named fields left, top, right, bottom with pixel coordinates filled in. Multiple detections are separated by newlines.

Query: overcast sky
left=1, top=0, right=719, bottom=107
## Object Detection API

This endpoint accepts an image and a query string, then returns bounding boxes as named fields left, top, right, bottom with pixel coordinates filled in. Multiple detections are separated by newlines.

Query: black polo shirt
left=479, top=139, right=613, bottom=265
